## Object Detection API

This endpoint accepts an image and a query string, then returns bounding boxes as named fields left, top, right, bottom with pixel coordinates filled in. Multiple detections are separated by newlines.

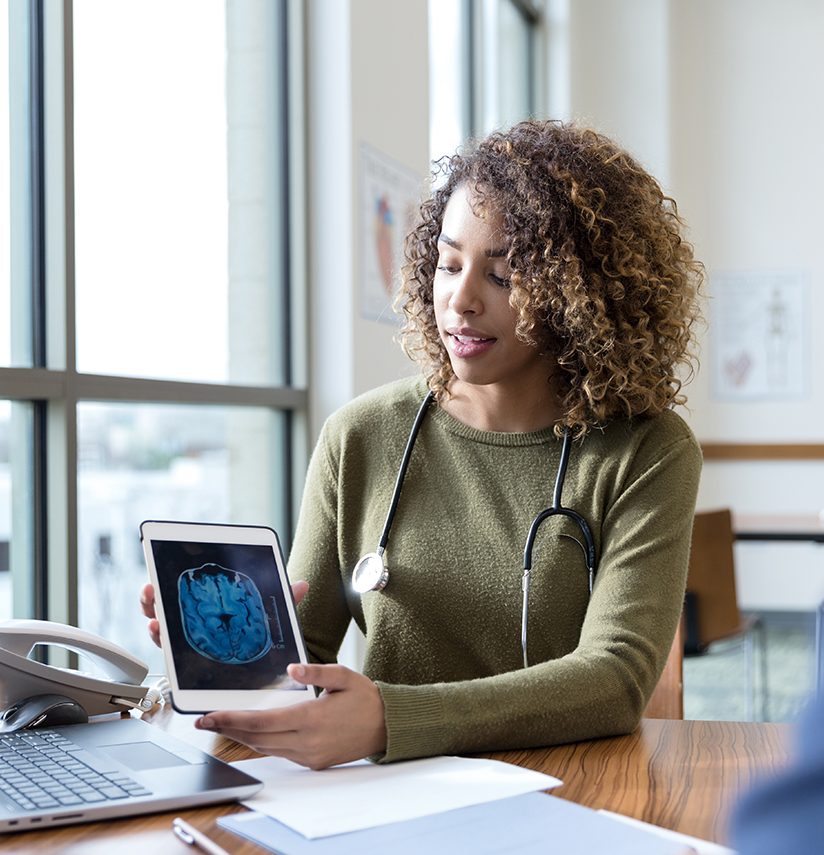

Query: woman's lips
left=448, top=330, right=496, bottom=358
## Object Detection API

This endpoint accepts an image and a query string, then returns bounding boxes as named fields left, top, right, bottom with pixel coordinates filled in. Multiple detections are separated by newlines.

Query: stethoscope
left=351, top=391, right=599, bottom=668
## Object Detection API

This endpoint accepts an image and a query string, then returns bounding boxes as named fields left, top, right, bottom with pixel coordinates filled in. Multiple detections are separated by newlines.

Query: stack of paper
left=219, top=793, right=691, bottom=854
left=600, top=810, right=736, bottom=855
left=228, top=754, right=558, bottom=837
left=217, top=754, right=696, bottom=854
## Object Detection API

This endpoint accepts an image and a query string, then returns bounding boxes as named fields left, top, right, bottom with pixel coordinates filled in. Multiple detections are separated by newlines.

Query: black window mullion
left=29, top=0, right=49, bottom=624
left=29, top=0, right=47, bottom=368
left=32, top=402, right=48, bottom=622
left=276, top=0, right=294, bottom=542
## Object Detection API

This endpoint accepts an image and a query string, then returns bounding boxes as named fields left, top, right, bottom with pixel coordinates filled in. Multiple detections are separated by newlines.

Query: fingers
left=291, top=579, right=309, bottom=605
left=287, top=662, right=351, bottom=693
left=195, top=665, right=387, bottom=769
left=139, top=585, right=162, bottom=648
left=198, top=725, right=297, bottom=754
left=197, top=706, right=303, bottom=735
left=139, top=583, right=156, bottom=618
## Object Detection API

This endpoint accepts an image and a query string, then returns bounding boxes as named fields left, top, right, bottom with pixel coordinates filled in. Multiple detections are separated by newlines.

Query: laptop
left=0, top=716, right=263, bottom=832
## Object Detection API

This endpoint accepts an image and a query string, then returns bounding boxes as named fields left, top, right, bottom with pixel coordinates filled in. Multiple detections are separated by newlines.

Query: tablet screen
left=149, top=539, right=303, bottom=691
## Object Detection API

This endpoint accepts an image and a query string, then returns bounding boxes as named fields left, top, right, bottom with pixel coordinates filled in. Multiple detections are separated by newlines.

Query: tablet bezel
left=140, top=520, right=314, bottom=712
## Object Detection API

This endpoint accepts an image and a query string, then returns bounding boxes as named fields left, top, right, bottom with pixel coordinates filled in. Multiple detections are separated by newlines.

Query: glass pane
left=497, top=0, right=532, bottom=129
left=429, top=0, right=468, bottom=162
left=77, top=402, right=287, bottom=671
left=0, top=10, right=9, bottom=366
left=0, top=403, right=10, bottom=617
left=73, top=0, right=287, bottom=385
left=2, top=4, right=33, bottom=368
left=0, top=401, right=34, bottom=620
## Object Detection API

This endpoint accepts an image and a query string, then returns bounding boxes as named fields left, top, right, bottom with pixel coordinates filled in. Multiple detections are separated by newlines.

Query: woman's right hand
left=139, top=579, right=310, bottom=648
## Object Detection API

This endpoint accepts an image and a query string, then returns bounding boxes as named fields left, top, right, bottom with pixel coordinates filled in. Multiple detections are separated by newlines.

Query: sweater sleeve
left=287, top=422, right=353, bottom=666
left=373, top=430, right=702, bottom=762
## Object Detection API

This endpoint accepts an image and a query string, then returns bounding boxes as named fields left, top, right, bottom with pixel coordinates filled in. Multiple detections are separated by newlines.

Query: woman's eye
left=436, top=264, right=460, bottom=275
left=490, top=273, right=511, bottom=288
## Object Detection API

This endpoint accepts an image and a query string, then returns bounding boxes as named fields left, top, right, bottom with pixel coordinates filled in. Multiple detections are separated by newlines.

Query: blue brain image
left=177, top=563, right=273, bottom=664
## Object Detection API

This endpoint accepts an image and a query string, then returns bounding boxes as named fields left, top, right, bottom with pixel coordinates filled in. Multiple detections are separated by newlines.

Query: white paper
left=599, top=810, right=737, bottom=855
left=232, top=754, right=561, bottom=839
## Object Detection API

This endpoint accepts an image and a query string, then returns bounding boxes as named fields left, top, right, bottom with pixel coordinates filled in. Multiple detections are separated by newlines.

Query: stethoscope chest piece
left=352, top=551, right=389, bottom=594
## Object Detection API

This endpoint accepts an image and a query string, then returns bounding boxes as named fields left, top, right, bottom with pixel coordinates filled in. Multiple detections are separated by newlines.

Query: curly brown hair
left=398, top=119, right=703, bottom=435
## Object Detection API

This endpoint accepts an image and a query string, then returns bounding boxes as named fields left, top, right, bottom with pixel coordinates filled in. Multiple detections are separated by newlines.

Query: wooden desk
left=0, top=714, right=790, bottom=854
left=489, top=719, right=789, bottom=843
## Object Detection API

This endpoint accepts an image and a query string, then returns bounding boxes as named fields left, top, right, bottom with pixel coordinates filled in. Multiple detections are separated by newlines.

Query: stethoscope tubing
left=520, top=426, right=596, bottom=667
left=355, top=391, right=598, bottom=670
left=376, top=391, right=435, bottom=554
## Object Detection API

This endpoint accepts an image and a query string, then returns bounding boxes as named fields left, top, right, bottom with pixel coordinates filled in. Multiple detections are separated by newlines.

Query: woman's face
left=433, top=184, right=551, bottom=395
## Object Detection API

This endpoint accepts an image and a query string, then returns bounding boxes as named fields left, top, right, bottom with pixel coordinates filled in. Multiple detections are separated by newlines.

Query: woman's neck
left=441, top=379, right=562, bottom=433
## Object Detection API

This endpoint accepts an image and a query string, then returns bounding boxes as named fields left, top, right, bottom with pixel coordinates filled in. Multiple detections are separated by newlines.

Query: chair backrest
left=644, top=616, right=684, bottom=719
left=687, top=509, right=742, bottom=646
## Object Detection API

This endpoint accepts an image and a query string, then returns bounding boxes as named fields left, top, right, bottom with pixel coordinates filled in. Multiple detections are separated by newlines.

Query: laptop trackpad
left=101, top=741, right=192, bottom=771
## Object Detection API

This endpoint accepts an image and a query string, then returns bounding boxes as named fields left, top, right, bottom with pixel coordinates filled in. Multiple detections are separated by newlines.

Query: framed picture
left=359, top=143, right=424, bottom=324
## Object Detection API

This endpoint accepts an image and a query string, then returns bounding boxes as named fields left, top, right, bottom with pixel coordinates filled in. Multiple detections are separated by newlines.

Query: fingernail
left=197, top=716, right=216, bottom=730
left=290, top=664, right=306, bottom=678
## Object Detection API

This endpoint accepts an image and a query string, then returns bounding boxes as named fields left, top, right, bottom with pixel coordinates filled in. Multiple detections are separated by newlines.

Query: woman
left=142, top=119, right=703, bottom=770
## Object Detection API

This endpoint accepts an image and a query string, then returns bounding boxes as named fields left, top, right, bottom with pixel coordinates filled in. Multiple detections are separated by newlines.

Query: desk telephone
left=0, top=619, right=159, bottom=717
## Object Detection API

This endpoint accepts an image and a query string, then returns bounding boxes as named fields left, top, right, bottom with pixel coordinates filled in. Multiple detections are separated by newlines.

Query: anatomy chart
left=710, top=271, right=808, bottom=401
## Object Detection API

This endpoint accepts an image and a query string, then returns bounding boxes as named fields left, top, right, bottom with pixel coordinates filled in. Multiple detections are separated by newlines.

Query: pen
left=172, top=816, right=231, bottom=855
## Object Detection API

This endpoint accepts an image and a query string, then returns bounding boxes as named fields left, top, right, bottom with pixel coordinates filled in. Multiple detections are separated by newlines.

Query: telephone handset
left=0, top=619, right=157, bottom=716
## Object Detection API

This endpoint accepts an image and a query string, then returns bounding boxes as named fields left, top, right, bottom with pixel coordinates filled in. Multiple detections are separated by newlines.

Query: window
left=428, top=0, right=542, bottom=163
left=0, top=1, right=306, bottom=661
left=1, top=9, right=9, bottom=617
left=0, top=404, right=12, bottom=618
left=1, top=7, right=9, bottom=368
left=480, top=0, right=540, bottom=134
left=77, top=402, right=289, bottom=669
left=428, top=0, right=471, bottom=163
left=73, top=1, right=233, bottom=384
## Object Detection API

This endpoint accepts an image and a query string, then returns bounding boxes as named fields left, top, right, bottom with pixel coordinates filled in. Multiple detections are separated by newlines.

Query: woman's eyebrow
left=438, top=232, right=507, bottom=258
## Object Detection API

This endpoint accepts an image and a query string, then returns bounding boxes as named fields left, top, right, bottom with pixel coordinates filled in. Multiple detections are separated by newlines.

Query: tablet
left=140, top=520, right=314, bottom=713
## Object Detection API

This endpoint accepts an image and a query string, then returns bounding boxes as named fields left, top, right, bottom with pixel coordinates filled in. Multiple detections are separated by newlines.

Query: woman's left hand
left=194, top=663, right=388, bottom=770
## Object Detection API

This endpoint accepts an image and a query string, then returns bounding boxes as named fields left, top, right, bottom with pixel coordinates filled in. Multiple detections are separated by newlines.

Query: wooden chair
left=645, top=617, right=684, bottom=719
left=684, top=508, right=768, bottom=721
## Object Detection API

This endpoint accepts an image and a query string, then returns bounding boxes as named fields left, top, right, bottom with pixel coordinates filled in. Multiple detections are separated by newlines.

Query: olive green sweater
left=289, top=376, right=702, bottom=762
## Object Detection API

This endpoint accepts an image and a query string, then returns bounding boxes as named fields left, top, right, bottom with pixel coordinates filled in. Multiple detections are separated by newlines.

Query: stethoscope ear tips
left=352, top=552, right=390, bottom=594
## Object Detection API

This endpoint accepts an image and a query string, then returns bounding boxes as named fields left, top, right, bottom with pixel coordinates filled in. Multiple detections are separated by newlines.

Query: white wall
left=566, top=0, right=670, bottom=186
left=306, top=0, right=427, bottom=441
left=670, top=0, right=824, bottom=610
left=550, top=0, right=824, bottom=610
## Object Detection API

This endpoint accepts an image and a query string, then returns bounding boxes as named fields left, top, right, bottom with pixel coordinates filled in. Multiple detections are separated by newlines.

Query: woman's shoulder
left=322, top=375, right=429, bottom=442
left=594, top=408, right=701, bottom=466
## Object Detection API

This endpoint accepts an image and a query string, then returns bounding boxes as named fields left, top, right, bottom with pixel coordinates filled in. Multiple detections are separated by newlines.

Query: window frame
left=472, top=0, right=542, bottom=137
left=428, top=0, right=543, bottom=165
left=0, top=0, right=308, bottom=630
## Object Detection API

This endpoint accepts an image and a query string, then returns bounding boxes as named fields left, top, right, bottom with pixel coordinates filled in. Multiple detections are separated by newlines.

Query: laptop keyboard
left=0, top=730, right=152, bottom=812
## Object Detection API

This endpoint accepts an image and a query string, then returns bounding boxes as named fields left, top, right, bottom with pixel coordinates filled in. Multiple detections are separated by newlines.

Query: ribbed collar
left=428, top=398, right=559, bottom=447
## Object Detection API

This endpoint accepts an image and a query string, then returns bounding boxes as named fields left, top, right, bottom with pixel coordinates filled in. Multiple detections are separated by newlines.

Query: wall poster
left=359, top=143, right=424, bottom=325
left=710, top=270, right=809, bottom=401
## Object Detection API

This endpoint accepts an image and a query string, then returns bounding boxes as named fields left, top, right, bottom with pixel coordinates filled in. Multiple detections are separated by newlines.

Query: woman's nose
left=448, top=267, right=483, bottom=315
